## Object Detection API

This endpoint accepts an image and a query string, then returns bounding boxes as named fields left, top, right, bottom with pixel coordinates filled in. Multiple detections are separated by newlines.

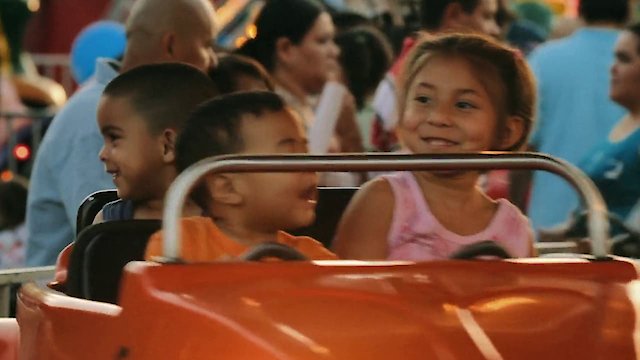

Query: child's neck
left=133, top=198, right=201, bottom=220
left=214, top=218, right=279, bottom=247
left=413, top=171, right=498, bottom=236
left=415, top=171, right=482, bottom=204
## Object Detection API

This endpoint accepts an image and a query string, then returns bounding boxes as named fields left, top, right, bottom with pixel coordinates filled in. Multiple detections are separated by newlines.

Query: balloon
left=70, top=20, right=126, bottom=84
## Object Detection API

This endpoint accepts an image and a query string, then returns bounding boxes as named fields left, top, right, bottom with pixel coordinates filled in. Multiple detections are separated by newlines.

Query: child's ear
left=275, top=37, right=294, bottom=66
left=161, top=32, right=176, bottom=58
left=160, top=128, right=178, bottom=163
left=206, top=174, right=243, bottom=205
left=497, top=115, right=526, bottom=150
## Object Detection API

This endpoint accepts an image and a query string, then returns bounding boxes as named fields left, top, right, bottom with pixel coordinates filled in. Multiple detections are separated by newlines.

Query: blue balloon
left=70, top=21, right=126, bottom=84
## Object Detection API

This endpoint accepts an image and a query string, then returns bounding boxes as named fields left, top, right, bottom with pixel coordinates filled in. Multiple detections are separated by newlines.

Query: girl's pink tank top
left=382, top=171, right=531, bottom=261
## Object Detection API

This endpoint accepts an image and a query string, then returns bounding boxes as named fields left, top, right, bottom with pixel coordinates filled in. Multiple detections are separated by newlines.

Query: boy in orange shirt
left=145, top=91, right=336, bottom=261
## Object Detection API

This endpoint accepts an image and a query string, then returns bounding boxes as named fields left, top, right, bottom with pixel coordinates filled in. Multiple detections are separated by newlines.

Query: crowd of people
left=1, top=0, right=638, bottom=270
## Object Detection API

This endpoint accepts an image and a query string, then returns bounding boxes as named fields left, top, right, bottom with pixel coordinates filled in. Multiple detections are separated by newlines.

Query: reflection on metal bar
left=0, top=266, right=55, bottom=317
left=163, top=152, right=610, bottom=261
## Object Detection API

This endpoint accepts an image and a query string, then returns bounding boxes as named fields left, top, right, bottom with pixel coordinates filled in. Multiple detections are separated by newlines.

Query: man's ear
left=160, top=128, right=177, bottom=163
left=275, top=37, right=295, bottom=66
left=497, top=115, right=526, bottom=150
left=206, top=174, right=243, bottom=205
left=441, top=2, right=466, bottom=30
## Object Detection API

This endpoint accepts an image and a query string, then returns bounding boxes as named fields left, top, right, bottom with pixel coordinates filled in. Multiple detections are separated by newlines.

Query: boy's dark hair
left=102, top=62, right=217, bottom=134
left=579, top=0, right=630, bottom=25
left=420, top=0, right=480, bottom=31
left=335, top=25, right=393, bottom=109
left=208, top=54, right=275, bottom=93
left=0, top=177, right=28, bottom=230
left=176, top=91, right=286, bottom=207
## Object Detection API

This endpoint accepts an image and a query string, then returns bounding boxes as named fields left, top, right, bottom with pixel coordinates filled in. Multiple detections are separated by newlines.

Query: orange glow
left=246, top=24, right=257, bottom=39
left=13, top=144, right=31, bottom=161
left=0, top=170, right=13, bottom=182
left=235, top=36, right=248, bottom=48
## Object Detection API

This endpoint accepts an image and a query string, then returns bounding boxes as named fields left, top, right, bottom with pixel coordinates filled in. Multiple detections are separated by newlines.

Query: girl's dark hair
left=399, top=32, right=536, bottom=151
left=237, top=0, right=325, bottom=71
left=335, top=25, right=393, bottom=109
left=208, top=54, right=275, bottom=93
left=0, top=177, right=28, bottom=230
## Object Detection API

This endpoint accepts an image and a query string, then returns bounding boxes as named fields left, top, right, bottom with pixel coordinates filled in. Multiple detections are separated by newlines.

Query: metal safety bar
left=0, top=266, right=55, bottom=317
left=162, top=152, right=610, bottom=261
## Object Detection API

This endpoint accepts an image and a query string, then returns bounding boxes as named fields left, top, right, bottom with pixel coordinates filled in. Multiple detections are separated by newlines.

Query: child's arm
left=332, top=178, right=395, bottom=259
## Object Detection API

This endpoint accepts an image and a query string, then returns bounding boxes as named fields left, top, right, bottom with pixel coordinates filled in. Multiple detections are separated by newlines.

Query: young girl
left=333, top=33, right=536, bottom=260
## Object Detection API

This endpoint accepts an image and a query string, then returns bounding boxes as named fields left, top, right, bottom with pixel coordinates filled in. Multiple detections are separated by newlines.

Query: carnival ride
left=0, top=152, right=636, bottom=359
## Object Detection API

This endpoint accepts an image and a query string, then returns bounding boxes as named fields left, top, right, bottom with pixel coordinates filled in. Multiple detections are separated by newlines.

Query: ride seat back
left=75, top=189, right=118, bottom=235
left=292, top=187, right=358, bottom=248
left=66, top=220, right=161, bottom=304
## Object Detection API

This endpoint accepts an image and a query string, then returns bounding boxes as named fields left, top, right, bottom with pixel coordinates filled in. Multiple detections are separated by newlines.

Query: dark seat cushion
left=75, top=189, right=119, bottom=236
left=67, top=220, right=161, bottom=304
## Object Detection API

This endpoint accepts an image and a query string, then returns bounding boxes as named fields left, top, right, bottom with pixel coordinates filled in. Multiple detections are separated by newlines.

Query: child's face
left=233, top=109, right=318, bottom=231
left=97, top=96, right=169, bottom=201
left=399, top=55, right=499, bottom=154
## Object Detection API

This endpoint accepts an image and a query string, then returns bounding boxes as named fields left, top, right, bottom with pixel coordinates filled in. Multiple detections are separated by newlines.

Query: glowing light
left=13, top=144, right=31, bottom=161
left=27, top=0, right=40, bottom=12
left=246, top=24, right=257, bottom=39
left=0, top=170, right=13, bottom=182
left=235, top=36, right=248, bottom=48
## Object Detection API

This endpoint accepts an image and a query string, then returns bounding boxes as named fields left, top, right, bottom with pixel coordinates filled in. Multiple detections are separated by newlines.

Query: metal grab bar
left=162, top=152, right=610, bottom=260
left=0, top=266, right=55, bottom=317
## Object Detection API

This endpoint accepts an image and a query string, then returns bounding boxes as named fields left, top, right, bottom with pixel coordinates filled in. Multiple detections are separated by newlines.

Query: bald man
left=26, top=0, right=219, bottom=266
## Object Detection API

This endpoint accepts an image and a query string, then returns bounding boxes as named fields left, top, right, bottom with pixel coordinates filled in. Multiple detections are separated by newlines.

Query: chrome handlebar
left=162, top=152, right=610, bottom=260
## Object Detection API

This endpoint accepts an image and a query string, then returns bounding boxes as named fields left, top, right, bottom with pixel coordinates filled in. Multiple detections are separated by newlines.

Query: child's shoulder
left=357, top=174, right=396, bottom=199
left=277, top=232, right=338, bottom=260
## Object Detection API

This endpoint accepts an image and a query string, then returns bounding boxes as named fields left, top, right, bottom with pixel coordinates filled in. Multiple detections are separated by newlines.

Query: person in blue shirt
left=541, top=22, right=640, bottom=240
left=25, top=0, right=219, bottom=266
left=580, top=23, right=640, bottom=223
left=526, top=0, right=629, bottom=233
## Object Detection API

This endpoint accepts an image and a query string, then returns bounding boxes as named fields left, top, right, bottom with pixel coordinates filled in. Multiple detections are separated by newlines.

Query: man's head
left=97, top=63, right=217, bottom=201
left=177, top=91, right=317, bottom=232
left=121, top=0, right=219, bottom=72
left=420, top=0, right=500, bottom=38
left=578, top=0, right=630, bottom=26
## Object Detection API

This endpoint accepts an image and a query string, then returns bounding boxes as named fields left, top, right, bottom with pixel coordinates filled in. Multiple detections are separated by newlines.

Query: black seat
left=76, top=189, right=119, bottom=236
left=292, top=187, right=358, bottom=248
left=66, top=220, right=161, bottom=304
